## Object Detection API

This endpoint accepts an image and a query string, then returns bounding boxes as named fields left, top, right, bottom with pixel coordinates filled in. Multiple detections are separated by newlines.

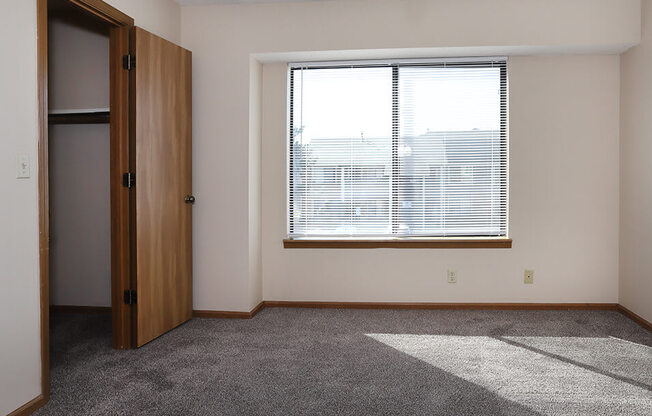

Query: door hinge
left=122, top=172, right=135, bottom=188
left=122, top=54, right=136, bottom=70
left=124, top=290, right=137, bottom=305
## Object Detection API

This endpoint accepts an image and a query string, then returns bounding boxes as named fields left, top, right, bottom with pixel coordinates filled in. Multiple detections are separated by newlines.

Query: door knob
left=185, top=195, right=196, bottom=204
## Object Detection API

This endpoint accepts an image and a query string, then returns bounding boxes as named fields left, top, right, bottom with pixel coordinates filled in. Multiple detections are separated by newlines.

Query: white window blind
left=288, top=58, right=507, bottom=239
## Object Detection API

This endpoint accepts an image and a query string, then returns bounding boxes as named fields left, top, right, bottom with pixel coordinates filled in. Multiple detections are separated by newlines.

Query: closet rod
left=49, top=111, right=110, bottom=125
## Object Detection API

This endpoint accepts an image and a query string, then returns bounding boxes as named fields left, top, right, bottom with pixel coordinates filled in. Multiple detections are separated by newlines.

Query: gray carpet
left=36, top=308, right=652, bottom=415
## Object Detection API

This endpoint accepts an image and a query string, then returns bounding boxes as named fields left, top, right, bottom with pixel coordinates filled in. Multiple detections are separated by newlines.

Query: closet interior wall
left=48, top=2, right=112, bottom=308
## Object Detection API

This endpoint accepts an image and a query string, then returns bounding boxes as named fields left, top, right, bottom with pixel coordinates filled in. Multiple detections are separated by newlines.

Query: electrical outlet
left=524, top=269, right=534, bottom=284
left=447, top=270, right=457, bottom=284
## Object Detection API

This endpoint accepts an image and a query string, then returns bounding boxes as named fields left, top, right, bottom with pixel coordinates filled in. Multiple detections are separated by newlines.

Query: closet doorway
left=38, top=0, right=193, bottom=403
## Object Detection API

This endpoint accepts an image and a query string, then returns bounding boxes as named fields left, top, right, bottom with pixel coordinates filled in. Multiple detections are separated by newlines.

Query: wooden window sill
left=283, top=238, right=512, bottom=249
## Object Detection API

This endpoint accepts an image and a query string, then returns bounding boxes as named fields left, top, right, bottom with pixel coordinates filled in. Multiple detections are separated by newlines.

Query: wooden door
left=133, top=27, right=192, bottom=347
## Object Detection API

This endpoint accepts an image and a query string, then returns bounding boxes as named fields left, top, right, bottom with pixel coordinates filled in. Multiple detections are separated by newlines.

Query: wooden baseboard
left=192, top=302, right=264, bottom=319
left=617, top=305, right=652, bottom=331
left=50, top=305, right=111, bottom=314
left=7, top=394, right=47, bottom=416
left=192, top=310, right=252, bottom=319
left=190, top=301, right=623, bottom=320
left=262, top=301, right=620, bottom=311
left=249, top=301, right=265, bottom=317
left=51, top=302, right=646, bottom=332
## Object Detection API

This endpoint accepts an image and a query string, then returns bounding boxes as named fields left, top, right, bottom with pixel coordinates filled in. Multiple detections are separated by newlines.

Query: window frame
left=286, top=57, right=510, bottom=249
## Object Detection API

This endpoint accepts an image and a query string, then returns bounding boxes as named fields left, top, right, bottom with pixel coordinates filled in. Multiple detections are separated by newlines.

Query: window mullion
left=391, top=65, right=399, bottom=236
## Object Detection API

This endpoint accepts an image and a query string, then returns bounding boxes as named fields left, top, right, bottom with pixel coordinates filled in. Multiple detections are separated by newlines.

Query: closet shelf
left=49, top=108, right=110, bottom=125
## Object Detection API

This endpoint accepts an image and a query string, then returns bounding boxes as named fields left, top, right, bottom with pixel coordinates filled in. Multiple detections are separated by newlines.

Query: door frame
left=37, top=0, right=134, bottom=406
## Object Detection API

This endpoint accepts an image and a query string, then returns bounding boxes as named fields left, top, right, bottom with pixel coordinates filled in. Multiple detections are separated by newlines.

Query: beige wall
left=620, top=0, right=652, bottom=323
left=0, top=1, right=180, bottom=414
left=262, top=56, right=620, bottom=303
left=181, top=0, right=638, bottom=311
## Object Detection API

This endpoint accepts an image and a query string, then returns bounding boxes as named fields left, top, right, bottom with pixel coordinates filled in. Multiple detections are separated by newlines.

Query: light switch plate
left=524, top=269, right=534, bottom=284
left=16, top=153, right=30, bottom=178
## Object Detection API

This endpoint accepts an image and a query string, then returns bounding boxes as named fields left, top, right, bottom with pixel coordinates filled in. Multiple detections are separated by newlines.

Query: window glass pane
left=291, top=67, right=393, bottom=236
left=398, top=66, right=505, bottom=236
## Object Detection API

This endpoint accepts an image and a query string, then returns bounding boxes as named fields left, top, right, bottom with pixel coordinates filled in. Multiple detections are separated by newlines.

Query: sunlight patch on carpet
left=366, top=334, right=652, bottom=416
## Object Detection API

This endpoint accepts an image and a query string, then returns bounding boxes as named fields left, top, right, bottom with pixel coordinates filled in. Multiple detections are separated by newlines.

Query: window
left=288, top=58, right=507, bottom=241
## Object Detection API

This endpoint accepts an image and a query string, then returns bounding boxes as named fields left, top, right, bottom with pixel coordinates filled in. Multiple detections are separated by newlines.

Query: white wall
left=0, top=0, right=644, bottom=413
left=248, top=58, right=263, bottom=308
left=620, top=0, right=652, bottom=323
left=50, top=124, right=111, bottom=307
left=0, top=1, right=180, bottom=414
left=0, top=1, right=41, bottom=413
left=105, top=0, right=180, bottom=43
left=49, top=12, right=111, bottom=308
left=181, top=0, right=638, bottom=311
left=261, top=56, right=621, bottom=303
left=48, top=13, right=110, bottom=110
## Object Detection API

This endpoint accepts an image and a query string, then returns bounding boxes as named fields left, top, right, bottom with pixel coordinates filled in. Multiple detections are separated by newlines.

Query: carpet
left=35, top=308, right=652, bottom=415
